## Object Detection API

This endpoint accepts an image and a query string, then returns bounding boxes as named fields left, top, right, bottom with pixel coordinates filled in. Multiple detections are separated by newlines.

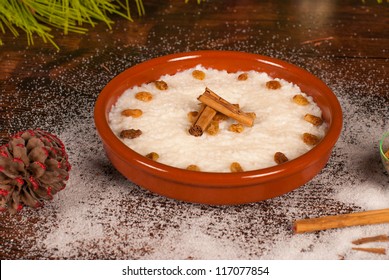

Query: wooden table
left=1, top=0, right=388, bottom=260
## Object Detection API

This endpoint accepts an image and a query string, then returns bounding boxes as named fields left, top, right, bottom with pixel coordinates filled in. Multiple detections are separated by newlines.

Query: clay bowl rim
left=94, top=50, right=343, bottom=188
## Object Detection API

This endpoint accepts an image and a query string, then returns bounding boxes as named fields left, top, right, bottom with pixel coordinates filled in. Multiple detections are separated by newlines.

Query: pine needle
left=134, top=0, right=145, bottom=16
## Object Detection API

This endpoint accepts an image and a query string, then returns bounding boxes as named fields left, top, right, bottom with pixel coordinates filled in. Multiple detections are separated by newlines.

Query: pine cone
left=0, top=129, right=71, bottom=213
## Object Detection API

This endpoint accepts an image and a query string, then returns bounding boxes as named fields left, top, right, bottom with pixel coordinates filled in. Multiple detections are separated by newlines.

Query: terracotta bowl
left=94, top=50, right=343, bottom=205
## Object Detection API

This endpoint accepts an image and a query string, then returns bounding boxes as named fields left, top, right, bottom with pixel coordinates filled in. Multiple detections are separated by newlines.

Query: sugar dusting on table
left=33, top=90, right=389, bottom=259
left=1, top=36, right=388, bottom=259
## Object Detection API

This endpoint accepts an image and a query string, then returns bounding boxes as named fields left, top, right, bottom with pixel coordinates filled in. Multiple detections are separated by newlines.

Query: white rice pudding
left=109, top=65, right=327, bottom=172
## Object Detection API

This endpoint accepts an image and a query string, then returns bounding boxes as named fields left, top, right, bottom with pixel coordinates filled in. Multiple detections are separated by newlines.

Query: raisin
left=121, top=109, right=143, bottom=118
left=274, top=152, right=289, bottom=164
left=293, top=94, right=309, bottom=105
left=266, top=80, right=281, bottom=90
left=304, top=114, right=323, bottom=126
left=154, top=80, right=168, bottom=90
left=238, top=73, right=248, bottom=81
left=230, top=162, right=244, bottom=172
left=120, top=129, right=142, bottom=139
left=192, top=70, right=206, bottom=80
left=302, top=133, right=320, bottom=145
left=135, top=91, right=153, bottom=102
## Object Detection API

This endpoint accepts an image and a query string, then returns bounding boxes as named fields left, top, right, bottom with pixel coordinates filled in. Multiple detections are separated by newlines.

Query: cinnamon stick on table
left=198, top=88, right=255, bottom=127
left=293, top=208, right=389, bottom=234
left=351, top=247, right=386, bottom=255
left=352, top=234, right=389, bottom=245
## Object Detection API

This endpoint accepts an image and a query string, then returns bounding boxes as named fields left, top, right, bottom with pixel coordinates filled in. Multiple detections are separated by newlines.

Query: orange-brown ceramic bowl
left=94, top=50, right=342, bottom=205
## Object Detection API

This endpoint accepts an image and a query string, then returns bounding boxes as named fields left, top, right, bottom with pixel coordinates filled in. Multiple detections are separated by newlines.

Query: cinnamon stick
left=198, top=88, right=255, bottom=127
left=188, top=105, right=217, bottom=137
left=293, top=208, right=389, bottom=234
left=352, top=234, right=389, bottom=245
left=351, top=247, right=386, bottom=255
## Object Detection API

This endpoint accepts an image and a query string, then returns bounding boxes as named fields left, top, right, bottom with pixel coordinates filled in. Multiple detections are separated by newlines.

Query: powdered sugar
left=23, top=108, right=386, bottom=260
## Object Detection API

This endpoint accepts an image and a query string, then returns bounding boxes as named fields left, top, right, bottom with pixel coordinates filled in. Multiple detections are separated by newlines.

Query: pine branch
left=0, top=0, right=206, bottom=49
left=0, top=0, right=143, bottom=50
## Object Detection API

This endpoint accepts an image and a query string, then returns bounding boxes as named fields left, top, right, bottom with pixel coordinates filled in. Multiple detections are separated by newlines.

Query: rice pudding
left=108, top=65, right=327, bottom=172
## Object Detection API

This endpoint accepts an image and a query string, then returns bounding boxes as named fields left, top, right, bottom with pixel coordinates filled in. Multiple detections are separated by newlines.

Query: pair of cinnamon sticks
left=189, top=88, right=255, bottom=136
left=351, top=235, right=388, bottom=255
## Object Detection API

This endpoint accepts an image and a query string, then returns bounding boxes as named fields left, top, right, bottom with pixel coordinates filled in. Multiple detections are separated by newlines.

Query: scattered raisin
left=228, top=123, right=244, bottom=133
left=230, top=162, right=244, bottom=172
left=120, top=129, right=142, bottom=139
left=186, top=165, right=200, bottom=171
left=247, top=112, right=257, bottom=120
left=121, top=109, right=143, bottom=118
left=192, top=70, right=206, bottom=80
left=206, top=121, right=219, bottom=135
left=274, top=152, right=289, bottom=165
left=238, top=73, right=248, bottom=81
left=304, top=114, right=323, bottom=126
left=154, top=80, right=168, bottom=90
left=266, top=80, right=281, bottom=90
left=135, top=91, right=153, bottom=102
left=293, top=94, right=309, bottom=105
left=145, top=152, right=159, bottom=161
left=187, top=111, right=199, bottom=123
left=303, top=133, right=320, bottom=145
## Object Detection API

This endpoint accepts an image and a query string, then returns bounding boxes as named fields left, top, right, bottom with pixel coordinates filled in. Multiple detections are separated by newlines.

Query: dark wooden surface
left=0, top=0, right=388, bottom=260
